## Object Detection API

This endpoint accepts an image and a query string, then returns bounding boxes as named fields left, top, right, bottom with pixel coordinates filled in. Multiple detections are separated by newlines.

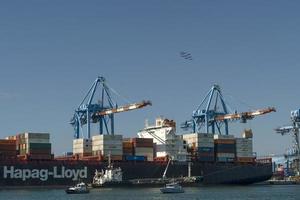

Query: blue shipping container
left=198, top=147, right=214, bottom=153
left=215, top=144, right=235, bottom=153
left=216, top=157, right=235, bottom=162
left=198, top=156, right=215, bottom=162
left=125, top=155, right=146, bottom=161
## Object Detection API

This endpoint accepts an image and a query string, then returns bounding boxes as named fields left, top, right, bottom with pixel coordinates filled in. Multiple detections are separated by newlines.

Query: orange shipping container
left=214, top=139, right=235, bottom=144
left=103, top=155, right=123, bottom=161
left=132, top=138, right=153, bottom=148
left=122, top=142, right=133, bottom=148
left=236, top=157, right=255, bottom=163
left=0, top=139, right=16, bottom=145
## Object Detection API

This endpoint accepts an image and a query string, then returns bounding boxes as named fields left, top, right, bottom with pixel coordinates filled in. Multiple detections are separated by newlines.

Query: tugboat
left=65, top=182, right=90, bottom=194
left=92, top=154, right=123, bottom=187
left=160, top=182, right=185, bottom=193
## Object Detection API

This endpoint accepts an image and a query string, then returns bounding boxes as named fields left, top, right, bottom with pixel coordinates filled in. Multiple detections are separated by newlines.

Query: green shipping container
left=29, top=143, right=51, bottom=149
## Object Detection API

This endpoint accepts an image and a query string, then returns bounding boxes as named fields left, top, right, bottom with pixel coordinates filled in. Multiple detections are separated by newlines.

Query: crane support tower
left=70, top=76, right=151, bottom=139
left=181, top=84, right=276, bottom=135
left=275, top=109, right=300, bottom=175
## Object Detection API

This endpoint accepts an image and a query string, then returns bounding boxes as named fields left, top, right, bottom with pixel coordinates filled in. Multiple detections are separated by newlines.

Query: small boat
left=160, top=182, right=185, bottom=193
left=65, top=182, right=90, bottom=194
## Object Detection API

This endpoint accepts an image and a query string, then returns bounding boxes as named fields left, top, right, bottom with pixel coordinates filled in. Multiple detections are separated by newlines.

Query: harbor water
left=0, top=185, right=298, bottom=200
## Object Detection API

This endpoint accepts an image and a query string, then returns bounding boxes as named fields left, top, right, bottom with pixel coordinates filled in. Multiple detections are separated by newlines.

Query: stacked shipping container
left=214, top=135, right=235, bottom=162
left=0, top=139, right=17, bottom=159
left=236, top=138, right=254, bottom=162
left=122, top=138, right=134, bottom=156
left=92, top=135, right=123, bottom=160
left=182, top=133, right=215, bottom=162
left=132, top=138, right=154, bottom=161
left=73, top=138, right=92, bottom=157
left=18, top=133, right=52, bottom=160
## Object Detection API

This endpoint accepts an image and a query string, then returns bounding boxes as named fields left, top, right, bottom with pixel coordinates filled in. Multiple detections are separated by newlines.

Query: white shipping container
left=214, top=134, right=235, bottom=139
left=73, top=138, right=92, bottom=154
left=92, top=150, right=122, bottom=155
left=183, top=133, right=213, bottom=139
left=183, top=133, right=214, bottom=148
left=93, top=143, right=122, bottom=148
left=92, top=144, right=122, bottom=149
left=236, top=141, right=252, bottom=145
left=73, top=139, right=92, bottom=144
left=93, top=140, right=122, bottom=146
left=73, top=145, right=92, bottom=149
left=236, top=148, right=252, bottom=152
left=236, top=142, right=252, bottom=146
left=73, top=148, right=92, bottom=153
left=236, top=153, right=253, bottom=157
left=92, top=134, right=122, bottom=140
left=236, top=146, right=252, bottom=150
left=100, top=151, right=123, bottom=156
left=135, top=147, right=153, bottom=154
left=216, top=153, right=235, bottom=158
left=92, top=139, right=122, bottom=144
left=73, top=143, right=92, bottom=148
left=236, top=138, right=253, bottom=155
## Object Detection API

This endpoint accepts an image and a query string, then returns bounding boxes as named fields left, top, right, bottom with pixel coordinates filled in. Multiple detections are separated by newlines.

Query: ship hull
left=0, top=160, right=272, bottom=186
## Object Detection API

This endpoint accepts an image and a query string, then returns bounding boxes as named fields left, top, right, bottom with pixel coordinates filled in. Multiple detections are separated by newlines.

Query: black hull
left=0, top=160, right=272, bottom=186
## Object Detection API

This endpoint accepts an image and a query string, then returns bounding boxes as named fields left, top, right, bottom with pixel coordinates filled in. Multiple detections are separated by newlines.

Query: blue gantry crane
left=275, top=109, right=300, bottom=174
left=181, top=84, right=276, bottom=135
left=70, top=76, right=151, bottom=139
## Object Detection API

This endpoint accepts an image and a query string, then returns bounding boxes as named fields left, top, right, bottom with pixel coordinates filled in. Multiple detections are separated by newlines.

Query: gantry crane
left=70, top=76, right=151, bottom=139
left=275, top=109, right=300, bottom=175
left=181, top=84, right=276, bottom=135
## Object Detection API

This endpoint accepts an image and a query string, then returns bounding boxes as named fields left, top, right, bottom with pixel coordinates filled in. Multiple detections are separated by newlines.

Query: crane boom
left=215, top=107, right=276, bottom=122
left=95, top=100, right=152, bottom=116
left=275, top=126, right=294, bottom=135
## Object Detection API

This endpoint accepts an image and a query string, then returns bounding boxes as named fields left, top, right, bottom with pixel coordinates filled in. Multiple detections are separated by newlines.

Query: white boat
left=92, top=154, right=123, bottom=187
left=160, top=182, right=185, bottom=193
left=65, top=182, right=89, bottom=194
left=92, top=166, right=123, bottom=187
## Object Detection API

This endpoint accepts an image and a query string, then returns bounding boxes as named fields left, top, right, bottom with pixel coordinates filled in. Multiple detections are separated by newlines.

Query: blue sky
left=0, top=1, right=299, bottom=155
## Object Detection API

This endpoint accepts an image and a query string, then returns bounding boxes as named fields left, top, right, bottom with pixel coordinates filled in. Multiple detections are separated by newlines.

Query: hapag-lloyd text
left=3, top=166, right=87, bottom=181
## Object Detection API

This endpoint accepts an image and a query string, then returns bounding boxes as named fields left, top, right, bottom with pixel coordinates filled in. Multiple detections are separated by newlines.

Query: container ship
left=0, top=117, right=272, bottom=186
left=0, top=79, right=275, bottom=186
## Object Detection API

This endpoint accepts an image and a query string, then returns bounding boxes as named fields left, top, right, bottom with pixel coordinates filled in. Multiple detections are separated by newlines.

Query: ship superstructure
left=137, top=117, right=187, bottom=161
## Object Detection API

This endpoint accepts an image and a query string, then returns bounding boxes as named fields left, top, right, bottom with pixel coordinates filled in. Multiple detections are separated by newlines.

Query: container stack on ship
left=18, top=133, right=53, bottom=160
left=0, top=77, right=276, bottom=186
left=92, top=135, right=123, bottom=161
left=182, top=133, right=215, bottom=162
left=0, top=139, right=17, bottom=160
